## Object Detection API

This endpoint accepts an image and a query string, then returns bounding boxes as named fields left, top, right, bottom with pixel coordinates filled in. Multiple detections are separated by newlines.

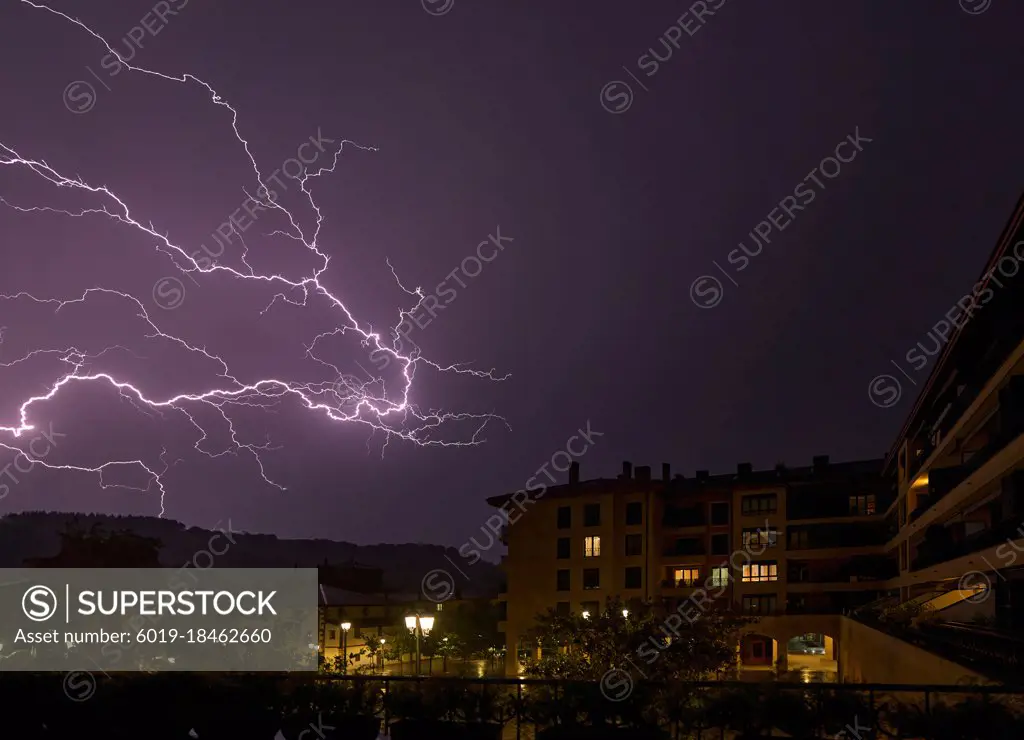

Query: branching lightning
left=0, top=1, right=507, bottom=516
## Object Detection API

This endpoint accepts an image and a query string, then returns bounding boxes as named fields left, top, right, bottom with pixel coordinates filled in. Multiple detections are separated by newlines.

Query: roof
left=486, top=458, right=885, bottom=508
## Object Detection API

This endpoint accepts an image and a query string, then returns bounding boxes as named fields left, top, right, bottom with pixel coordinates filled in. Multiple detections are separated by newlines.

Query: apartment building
left=882, top=191, right=1024, bottom=631
left=488, top=457, right=892, bottom=675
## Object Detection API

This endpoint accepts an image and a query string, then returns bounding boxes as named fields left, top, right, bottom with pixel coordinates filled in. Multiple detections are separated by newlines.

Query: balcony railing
left=659, top=578, right=702, bottom=589
left=910, top=381, right=1024, bottom=500
left=916, top=621, right=1024, bottom=681
left=854, top=610, right=1024, bottom=684
left=911, top=516, right=1024, bottom=571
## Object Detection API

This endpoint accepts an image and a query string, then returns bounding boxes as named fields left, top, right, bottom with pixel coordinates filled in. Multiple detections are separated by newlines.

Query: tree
left=361, top=638, right=385, bottom=673
left=519, top=596, right=752, bottom=728
left=521, top=595, right=750, bottom=682
left=388, top=631, right=418, bottom=670
left=25, top=519, right=162, bottom=567
left=434, top=634, right=464, bottom=672
left=444, top=600, right=502, bottom=657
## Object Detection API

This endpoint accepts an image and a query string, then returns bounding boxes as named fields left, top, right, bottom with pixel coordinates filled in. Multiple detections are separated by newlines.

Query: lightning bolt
left=0, top=2, right=509, bottom=516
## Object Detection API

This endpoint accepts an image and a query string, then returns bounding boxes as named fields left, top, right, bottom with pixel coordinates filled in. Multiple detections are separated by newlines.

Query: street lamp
left=340, top=622, right=351, bottom=673
left=405, top=613, right=435, bottom=675
left=379, top=638, right=386, bottom=671
left=622, top=609, right=629, bottom=618
left=581, top=611, right=591, bottom=619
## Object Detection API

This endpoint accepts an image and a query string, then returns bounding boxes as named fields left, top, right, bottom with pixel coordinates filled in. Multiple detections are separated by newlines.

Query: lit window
left=584, top=536, right=601, bottom=557
left=673, top=567, right=700, bottom=587
left=849, top=495, right=876, bottom=515
left=741, top=562, right=778, bottom=582
left=710, top=566, right=729, bottom=588
left=436, top=603, right=443, bottom=611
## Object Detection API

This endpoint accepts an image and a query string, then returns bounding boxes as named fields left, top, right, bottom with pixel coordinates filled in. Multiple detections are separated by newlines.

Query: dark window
left=788, top=564, right=809, bottom=582
left=556, top=569, right=570, bottom=591
left=742, top=595, right=776, bottom=614
left=788, top=528, right=809, bottom=549
left=625, top=567, right=643, bottom=589
left=557, top=537, right=571, bottom=559
left=555, top=601, right=570, bottom=617
left=711, top=533, right=729, bottom=555
left=710, top=502, right=730, bottom=525
left=741, top=494, right=777, bottom=515
left=625, top=533, right=643, bottom=557
left=497, top=602, right=507, bottom=620
left=557, top=506, right=571, bottom=529
left=625, top=502, right=643, bottom=526
left=742, top=527, right=779, bottom=548
left=583, top=568, right=600, bottom=590
left=584, top=503, right=601, bottom=527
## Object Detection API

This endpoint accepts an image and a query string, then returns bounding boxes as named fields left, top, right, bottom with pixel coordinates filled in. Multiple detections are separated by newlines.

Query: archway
left=739, top=633, right=777, bottom=671
left=784, top=632, right=838, bottom=679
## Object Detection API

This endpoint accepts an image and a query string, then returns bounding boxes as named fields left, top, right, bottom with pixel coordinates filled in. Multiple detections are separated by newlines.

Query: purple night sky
left=0, top=0, right=1021, bottom=549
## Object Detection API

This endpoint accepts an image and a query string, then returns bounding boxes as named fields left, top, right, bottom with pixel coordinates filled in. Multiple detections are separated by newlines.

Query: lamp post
left=379, top=638, right=386, bottom=672
left=340, top=622, right=351, bottom=673
left=404, top=613, right=435, bottom=675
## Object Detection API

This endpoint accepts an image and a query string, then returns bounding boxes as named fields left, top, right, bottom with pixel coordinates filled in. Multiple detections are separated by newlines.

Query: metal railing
left=852, top=609, right=1024, bottom=685
left=6, top=672, right=1024, bottom=738
left=308, top=674, right=1024, bottom=739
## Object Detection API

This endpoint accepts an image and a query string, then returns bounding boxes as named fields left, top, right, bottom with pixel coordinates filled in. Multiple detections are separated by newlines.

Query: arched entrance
left=740, top=633, right=777, bottom=671
left=784, top=632, right=838, bottom=678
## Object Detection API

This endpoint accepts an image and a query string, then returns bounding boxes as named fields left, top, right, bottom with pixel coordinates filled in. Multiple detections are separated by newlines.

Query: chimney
left=696, top=470, right=709, bottom=482
left=813, top=455, right=830, bottom=472
left=569, top=461, right=580, bottom=486
left=621, top=461, right=633, bottom=479
left=635, top=465, right=652, bottom=482
left=737, top=462, right=752, bottom=477
left=662, top=463, right=671, bottom=481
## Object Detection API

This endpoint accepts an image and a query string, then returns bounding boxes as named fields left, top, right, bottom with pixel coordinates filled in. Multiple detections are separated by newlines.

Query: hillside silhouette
left=1, top=511, right=499, bottom=597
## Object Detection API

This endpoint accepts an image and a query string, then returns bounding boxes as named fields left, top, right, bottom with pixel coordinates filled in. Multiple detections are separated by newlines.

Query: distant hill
left=0, top=511, right=500, bottom=598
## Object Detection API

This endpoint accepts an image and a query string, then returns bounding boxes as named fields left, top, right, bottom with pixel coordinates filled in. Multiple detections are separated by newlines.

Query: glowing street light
left=581, top=611, right=591, bottom=619
left=405, top=613, right=435, bottom=675
left=622, top=609, right=629, bottom=618
left=339, top=622, right=351, bottom=673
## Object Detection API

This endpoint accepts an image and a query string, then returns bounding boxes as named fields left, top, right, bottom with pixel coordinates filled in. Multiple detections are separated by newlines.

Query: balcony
left=787, top=493, right=894, bottom=522
left=908, top=374, right=1024, bottom=496
left=662, top=539, right=705, bottom=558
left=662, top=505, right=705, bottom=529
left=911, top=516, right=1024, bottom=571
left=659, top=578, right=702, bottom=591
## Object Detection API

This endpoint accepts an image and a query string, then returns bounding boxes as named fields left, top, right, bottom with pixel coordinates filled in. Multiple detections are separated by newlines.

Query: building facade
left=489, top=457, right=893, bottom=675
left=882, top=191, right=1024, bottom=632
left=317, top=586, right=450, bottom=671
